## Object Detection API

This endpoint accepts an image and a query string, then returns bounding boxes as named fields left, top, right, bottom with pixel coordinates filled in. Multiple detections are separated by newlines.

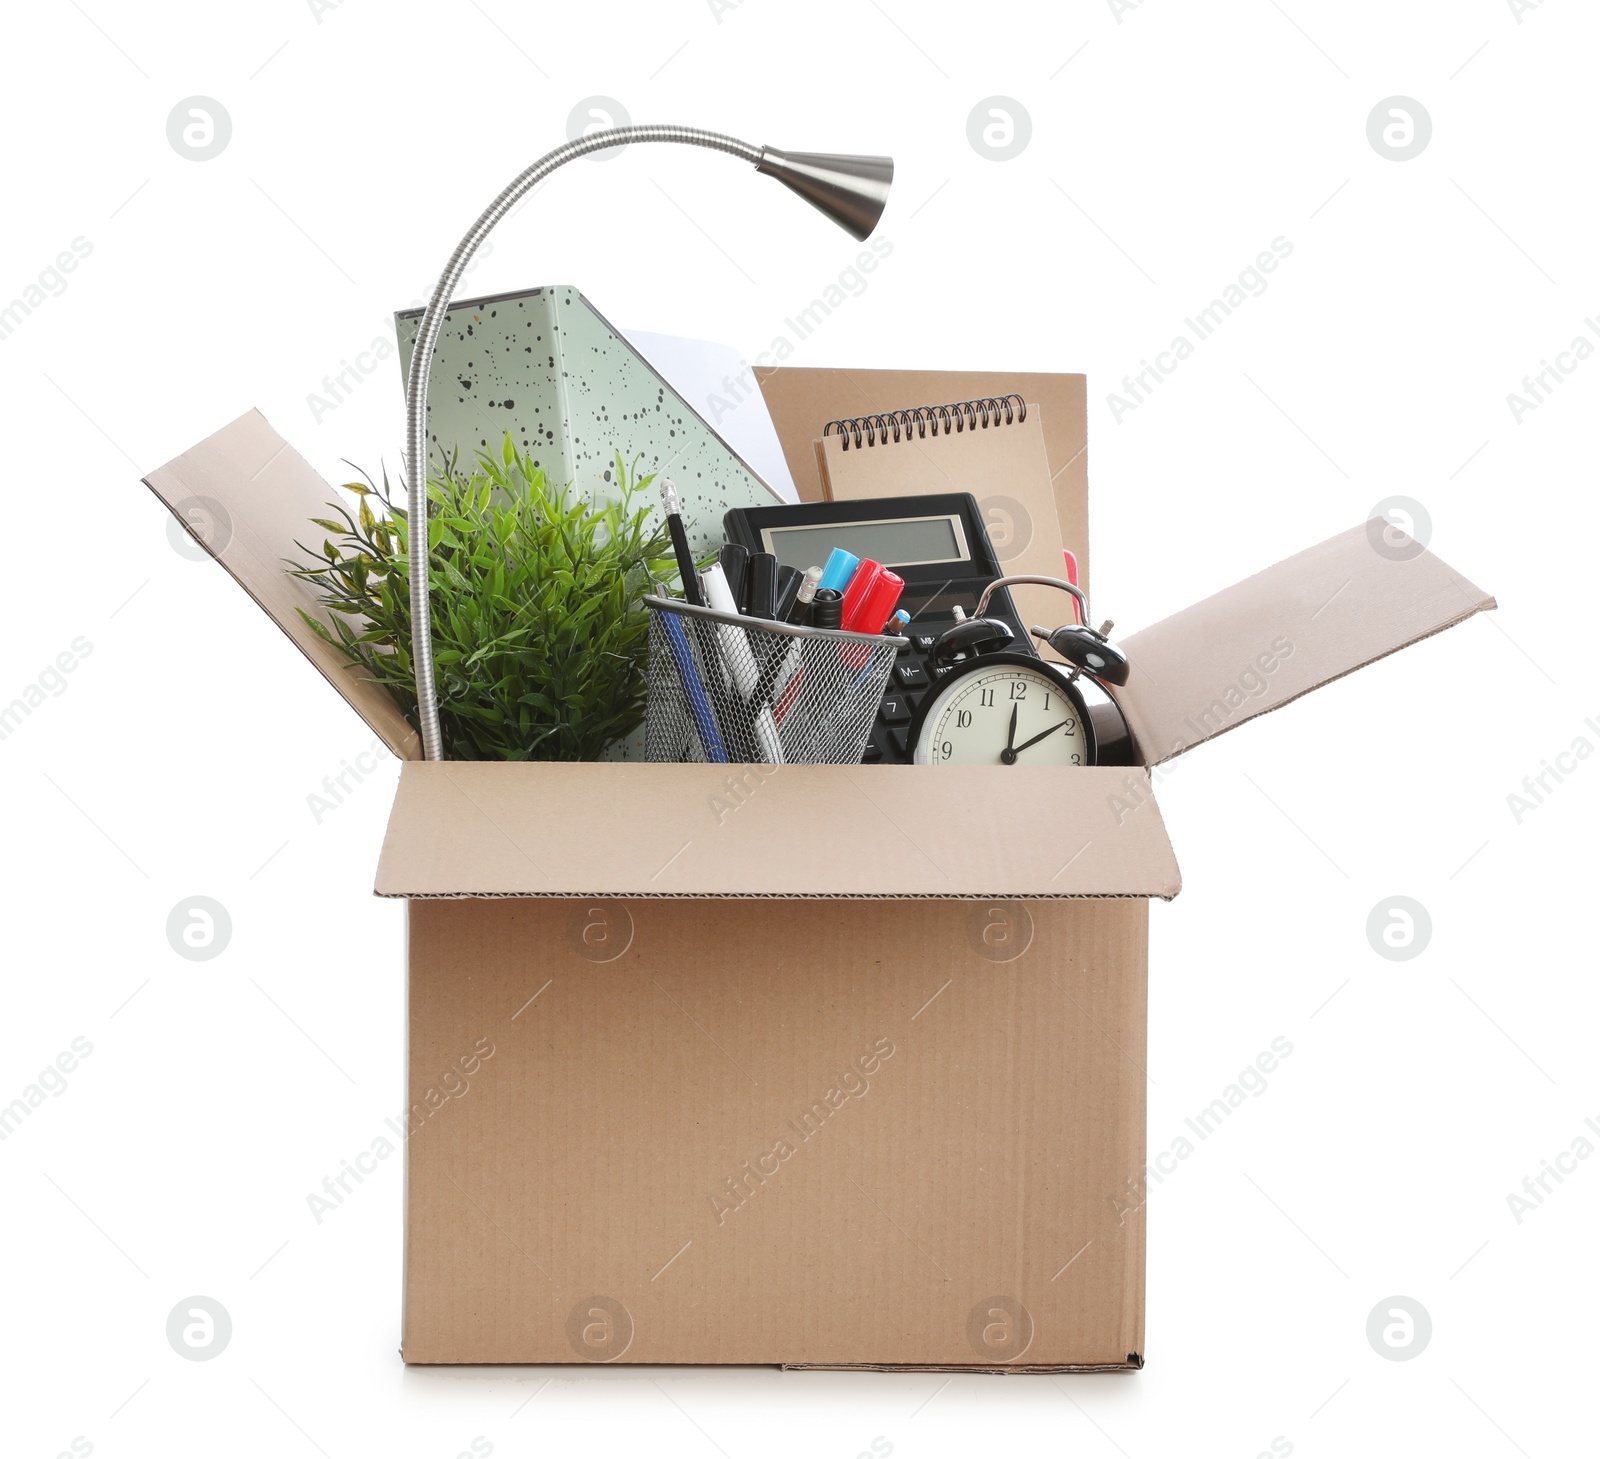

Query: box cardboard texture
left=143, top=384, right=1494, bottom=1371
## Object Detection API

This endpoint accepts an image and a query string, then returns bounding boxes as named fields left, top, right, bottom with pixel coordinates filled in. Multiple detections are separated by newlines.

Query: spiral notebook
left=815, top=395, right=1073, bottom=647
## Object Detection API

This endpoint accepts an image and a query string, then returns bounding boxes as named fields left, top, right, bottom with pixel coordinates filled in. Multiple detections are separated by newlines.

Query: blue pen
left=818, top=548, right=861, bottom=595
left=662, top=613, right=728, bottom=763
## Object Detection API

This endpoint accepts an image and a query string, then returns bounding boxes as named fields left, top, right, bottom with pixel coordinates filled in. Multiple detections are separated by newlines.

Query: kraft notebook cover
left=754, top=367, right=1090, bottom=593
left=816, top=399, right=1075, bottom=654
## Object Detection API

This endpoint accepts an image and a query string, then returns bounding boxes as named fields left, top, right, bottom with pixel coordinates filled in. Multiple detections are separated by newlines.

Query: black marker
left=718, top=542, right=749, bottom=612
left=773, top=564, right=804, bottom=623
left=746, top=552, right=779, bottom=619
left=810, top=587, right=843, bottom=630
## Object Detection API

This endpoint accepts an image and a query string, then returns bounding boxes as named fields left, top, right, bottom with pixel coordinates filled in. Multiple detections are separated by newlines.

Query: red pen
left=1063, top=548, right=1081, bottom=624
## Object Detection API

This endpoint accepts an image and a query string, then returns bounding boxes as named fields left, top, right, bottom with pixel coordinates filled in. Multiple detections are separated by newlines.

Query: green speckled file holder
left=395, top=285, right=781, bottom=559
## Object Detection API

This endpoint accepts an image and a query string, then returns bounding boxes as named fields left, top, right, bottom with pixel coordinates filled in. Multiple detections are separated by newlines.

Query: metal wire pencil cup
left=644, top=597, right=906, bottom=765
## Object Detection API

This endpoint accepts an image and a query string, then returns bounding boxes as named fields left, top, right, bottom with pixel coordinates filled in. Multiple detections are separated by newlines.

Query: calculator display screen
left=762, top=514, right=969, bottom=572
left=898, top=589, right=981, bottom=621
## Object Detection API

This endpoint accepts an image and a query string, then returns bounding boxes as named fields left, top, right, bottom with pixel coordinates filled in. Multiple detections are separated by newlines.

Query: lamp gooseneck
left=403, top=125, right=893, bottom=761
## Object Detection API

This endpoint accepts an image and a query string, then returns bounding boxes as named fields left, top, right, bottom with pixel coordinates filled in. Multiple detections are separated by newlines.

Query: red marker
left=841, top=561, right=905, bottom=635
left=840, top=559, right=884, bottom=630
left=839, top=561, right=905, bottom=672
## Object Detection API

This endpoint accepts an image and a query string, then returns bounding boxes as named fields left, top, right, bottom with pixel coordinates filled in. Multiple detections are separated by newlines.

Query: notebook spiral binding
left=822, top=394, right=1028, bottom=451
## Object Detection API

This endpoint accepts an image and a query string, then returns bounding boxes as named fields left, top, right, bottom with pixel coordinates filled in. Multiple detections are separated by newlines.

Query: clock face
left=913, top=663, right=1092, bottom=766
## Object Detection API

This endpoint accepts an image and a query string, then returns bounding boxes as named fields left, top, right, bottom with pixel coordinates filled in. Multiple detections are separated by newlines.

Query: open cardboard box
left=143, top=370, right=1494, bottom=1370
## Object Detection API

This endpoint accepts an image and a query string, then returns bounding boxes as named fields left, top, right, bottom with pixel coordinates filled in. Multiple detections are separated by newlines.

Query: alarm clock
left=907, top=575, right=1135, bottom=767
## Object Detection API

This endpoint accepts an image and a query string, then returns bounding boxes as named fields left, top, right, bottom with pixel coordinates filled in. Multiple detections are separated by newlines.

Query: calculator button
left=894, top=663, right=929, bottom=690
left=879, top=696, right=911, bottom=725
left=912, top=634, right=938, bottom=654
left=930, top=663, right=958, bottom=683
left=861, top=742, right=884, bottom=763
left=885, top=728, right=908, bottom=758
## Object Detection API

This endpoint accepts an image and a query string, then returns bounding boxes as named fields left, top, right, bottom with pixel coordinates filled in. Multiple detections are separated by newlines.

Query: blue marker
left=818, top=548, right=861, bottom=595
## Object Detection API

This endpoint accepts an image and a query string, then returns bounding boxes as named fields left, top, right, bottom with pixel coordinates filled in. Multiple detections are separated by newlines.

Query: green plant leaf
left=285, top=441, right=672, bottom=762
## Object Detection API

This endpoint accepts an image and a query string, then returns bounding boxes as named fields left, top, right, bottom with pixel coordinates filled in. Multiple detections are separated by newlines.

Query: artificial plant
left=289, top=437, right=675, bottom=761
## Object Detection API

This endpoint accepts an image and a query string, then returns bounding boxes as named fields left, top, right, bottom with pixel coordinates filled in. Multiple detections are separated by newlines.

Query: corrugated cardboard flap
left=1116, top=522, right=1495, bottom=765
left=376, top=762, right=1180, bottom=899
left=143, top=409, right=421, bottom=759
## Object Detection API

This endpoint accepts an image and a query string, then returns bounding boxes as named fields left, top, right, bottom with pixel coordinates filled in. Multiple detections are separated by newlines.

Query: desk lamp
left=403, top=125, right=894, bottom=761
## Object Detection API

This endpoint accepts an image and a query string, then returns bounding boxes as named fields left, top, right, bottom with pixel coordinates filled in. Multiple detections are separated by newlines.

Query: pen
left=661, top=478, right=705, bottom=608
left=703, top=562, right=785, bottom=764
left=884, top=609, right=910, bottom=635
left=718, top=543, right=750, bottom=611
left=661, top=612, right=728, bottom=762
left=746, top=552, right=779, bottom=620
left=754, top=629, right=804, bottom=723
left=840, top=559, right=883, bottom=629
left=811, top=587, right=844, bottom=630
left=818, top=548, right=860, bottom=595
left=773, top=564, right=804, bottom=622
left=838, top=560, right=904, bottom=673
left=787, top=565, right=824, bottom=625
left=843, top=562, right=905, bottom=636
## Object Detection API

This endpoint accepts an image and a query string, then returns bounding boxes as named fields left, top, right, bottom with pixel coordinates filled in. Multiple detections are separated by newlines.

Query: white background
left=1, top=1, right=1595, bottom=1455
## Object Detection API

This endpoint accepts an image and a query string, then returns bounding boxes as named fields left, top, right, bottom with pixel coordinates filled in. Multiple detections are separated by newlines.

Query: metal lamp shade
left=756, top=147, right=894, bottom=241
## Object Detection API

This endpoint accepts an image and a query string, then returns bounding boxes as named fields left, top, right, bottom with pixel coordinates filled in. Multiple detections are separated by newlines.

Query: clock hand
left=1013, top=719, right=1074, bottom=755
left=1000, top=702, right=1019, bottom=764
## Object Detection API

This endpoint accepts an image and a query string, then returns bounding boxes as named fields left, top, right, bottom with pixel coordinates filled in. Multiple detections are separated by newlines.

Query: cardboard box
left=143, top=378, right=1494, bottom=1369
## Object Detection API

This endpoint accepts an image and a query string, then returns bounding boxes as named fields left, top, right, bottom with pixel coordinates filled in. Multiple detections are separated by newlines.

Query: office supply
left=718, top=543, right=750, bottom=610
left=746, top=552, right=779, bottom=619
left=723, top=492, right=1033, bottom=764
left=810, top=588, right=843, bottom=630
left=700, top=559, right=748, bottom=681
left=396, top=288, right=789, bottom=571
left=661, top=478, right=705, bottom=608
left=787, top=565, right=823, bottom=624
left=907, top=575, right=1133, bottom=767
left=773, top=564, right=804, bottom=622
left=660, top=612, right=729, bottom=763
left=621, top=328, right=800, bottom=500
left=885, top=609, right=910, bottom=635
left=818, top=548, right=860, bottom=595
left=844, top=562, right=905, bottom=635
left=839, top=559, right=884, bottom=630
left=753, top=366, right=1093, bottom=595
left=703, top=562, right=784, bottom=763
left=399, top=122, right=893, bottom=763
left=754, top=626, right=803, bottom=711
left=815, top=396, right=1076, bottom=658
left=644, top=597, right=902, bottom=765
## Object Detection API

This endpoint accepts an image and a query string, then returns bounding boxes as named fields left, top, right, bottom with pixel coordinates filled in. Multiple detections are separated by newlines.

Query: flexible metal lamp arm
left=402, top=124, right=892, bottom=760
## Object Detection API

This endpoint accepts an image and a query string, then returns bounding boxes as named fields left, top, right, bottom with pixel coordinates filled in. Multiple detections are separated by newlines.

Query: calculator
left=721, top=493, right=1033, bottom=764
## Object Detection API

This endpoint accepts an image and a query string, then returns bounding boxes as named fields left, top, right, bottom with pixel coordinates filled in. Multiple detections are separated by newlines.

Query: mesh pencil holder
left=644, top=596, right=906, bottom=765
